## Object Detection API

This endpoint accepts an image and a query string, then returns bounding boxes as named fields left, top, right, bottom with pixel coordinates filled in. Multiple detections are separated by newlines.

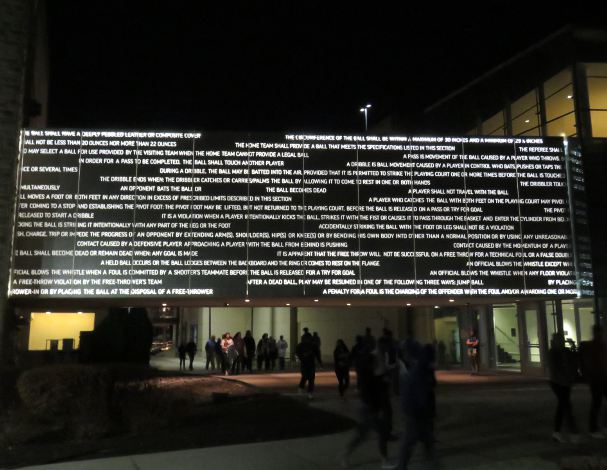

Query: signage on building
left=9, top=130, right=578, bottom=299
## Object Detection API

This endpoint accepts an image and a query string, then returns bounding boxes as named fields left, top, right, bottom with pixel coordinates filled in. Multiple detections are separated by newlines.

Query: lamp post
left=359, top=103, right=371, bottom=132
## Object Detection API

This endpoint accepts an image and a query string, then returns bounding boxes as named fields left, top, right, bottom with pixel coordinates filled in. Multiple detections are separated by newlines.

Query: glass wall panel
left=524, top=306, right=541, bottom=364
left=493, top=304, right=520, bottom=369
left=562, top=300, right=577, bottom=348
left=578, top=303, right=594, bottom=342
left=544, top=69, right=572, bottom=98
left=482, top=110, right=505, bottom=135
left=588, top=77, right=607, bottom=109
left=545, top=85, right=575, bottom=122
left=546, top=112, right=576, bottom=137
left=545, top=300, right=558, bottom=343
left=590, top=111, right=607, bottom=137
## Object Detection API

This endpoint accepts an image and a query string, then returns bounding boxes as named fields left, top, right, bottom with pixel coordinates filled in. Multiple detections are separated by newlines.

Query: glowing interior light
left=524, top=119, right=530, bottom=123
left=449, top=299, right=455, bottom=302
left=434, top=305, right=439, bottom=309
left=346, top=303, right=351, bottom=306
left=244, top=298, right=250, bottom=303
left=162, top=303, right=167, bottom=307
left=406, top=303, right=411, bottom=306
left=77, top=311, right=83, bottom=315
left=366, top=104, right=372, bottom=108
left=286, top=303, right=290, bottom=306
left=566, top=95, right=573, bottom=99
left=314, top=299, right=319, bottom=302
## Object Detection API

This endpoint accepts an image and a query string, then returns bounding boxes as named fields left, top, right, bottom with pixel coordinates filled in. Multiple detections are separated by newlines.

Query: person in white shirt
left=277, top=335, right=289, bottom=370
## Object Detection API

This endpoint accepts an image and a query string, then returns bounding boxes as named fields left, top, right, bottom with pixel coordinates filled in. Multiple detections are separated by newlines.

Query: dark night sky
left=46, top=2, right=578, bottom=133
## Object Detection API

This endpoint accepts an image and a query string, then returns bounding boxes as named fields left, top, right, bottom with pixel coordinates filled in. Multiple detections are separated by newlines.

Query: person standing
left=178, top=342, right=187, bottom=371
left=296, top=333, right=322, bottom=399
left=548, top=332, right=580, bottom=443
left=257, top=333, right=269, bottom=371
left=186, top=340, right=197, bottom=371
left=221, top=332, right=234, bottom=375
left=277, top=335, right=289, bottom=370
left=268, top=336, right=278, bottom=370
left=466, top=329, right=480, bottom=374
left=244, top=330, right=256, bottom=373
left=231, top=332, right=246, bottom=375
left=214, top=335, right=223, bottom=373
left=205, top=335, right=216, bottom=370
left=334, top=339, right=350, bottom=398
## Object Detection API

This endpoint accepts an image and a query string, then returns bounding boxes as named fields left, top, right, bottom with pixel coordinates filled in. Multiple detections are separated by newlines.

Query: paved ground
left=18, top=355, right=607, bottom=470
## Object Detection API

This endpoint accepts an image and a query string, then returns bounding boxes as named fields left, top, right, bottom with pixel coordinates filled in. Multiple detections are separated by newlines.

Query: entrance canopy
left=9, top=130, right=582, bottom=306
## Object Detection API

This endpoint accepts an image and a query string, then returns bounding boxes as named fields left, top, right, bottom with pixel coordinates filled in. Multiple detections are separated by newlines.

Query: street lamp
left=359, top=103, right=371, bottom=132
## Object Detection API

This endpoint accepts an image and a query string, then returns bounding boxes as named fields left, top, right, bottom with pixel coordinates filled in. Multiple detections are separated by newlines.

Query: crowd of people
left=175, top=323, right=607, bottom=469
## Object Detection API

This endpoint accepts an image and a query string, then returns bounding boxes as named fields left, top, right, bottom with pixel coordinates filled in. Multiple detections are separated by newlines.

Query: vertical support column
left=477, top=305, right=491, bottom=371
left=289, top=306, right=298, bottom=363
left=537, top=301, right=549, bottom=376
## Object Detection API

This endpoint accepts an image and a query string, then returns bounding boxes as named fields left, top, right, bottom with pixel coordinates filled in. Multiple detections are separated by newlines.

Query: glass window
left=545, top=85, right=575, bottom=122
left=546, top=112, right=576, bottom=137
left=544, top=69, right=572, bottom=98
left=588, top=77, right=607, bottom=109
left=561, top=300, right=577, bottom=348
left=524, top=306, right=541, bottom=364
left=590, top=111, right=607, bottom=137
left=545, top=300, right=558, bottom=342
left=492, top=304, right=520, bottom=369
left=482, top=110, right=505, bottom=135
left=511, top=90, right=541, bottom=136
left=586, top=63, right=607, bottom=77
left=578, top=303, right=594, bottom=342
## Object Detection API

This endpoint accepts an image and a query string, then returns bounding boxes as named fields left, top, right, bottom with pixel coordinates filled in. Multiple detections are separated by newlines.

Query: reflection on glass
left=562, top=300, right=577, bottom=348
left=493, top=304, right=520, bottom=370
left=578, top=304, right=594, bottom=342
left=546, top=112, right=576, bottom=137
left=524, top=307, right=540, bottom=364
left=590, top=111, right=607, bottom=138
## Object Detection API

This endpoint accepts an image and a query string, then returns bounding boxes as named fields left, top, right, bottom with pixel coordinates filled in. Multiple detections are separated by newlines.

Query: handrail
left=494, top=326, right=518, bottom=346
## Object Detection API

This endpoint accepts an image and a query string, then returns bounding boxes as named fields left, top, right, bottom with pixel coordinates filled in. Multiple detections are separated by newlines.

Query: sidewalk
left=18, top=360, right=607, bottom=470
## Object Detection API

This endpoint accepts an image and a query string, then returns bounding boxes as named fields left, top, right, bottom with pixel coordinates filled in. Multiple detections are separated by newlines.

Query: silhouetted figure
left=301, top=327, right=311, bottom=341
left=466, top=329, right=480, bottom=374
left=334, top=339, right=350, bottom=398
left=268, top=336, right=278, bottom=370
left=364, top=326, right=377, bottom=352
left=257, top=333, right=270, bottom=371
left=244, top=330, right=256, bottom=372
left=178, top=342, right=187, bottom=371
left=580, top=325, right=607, bottom=438
left=376, top=331, right=397, bottom=438
left=312, top=331, right=321, bottom=356
left=214, top=336, right=223, bottom=372
left=548, top=332, right=580, bottom=443
left=350, top=335, right=369, bottom=390
left=399, top=343, right=438, bottom=470
left=186, top=340, right=197, bottom=371
left=277, top=335, right=288, bottom=370
left=341, top=339, right=393, bottom=469
left=231, top=332, right=246, bottom=375
left=296, top=333, right=322, bottom=398
left=205, top=335, right=216, bottom=370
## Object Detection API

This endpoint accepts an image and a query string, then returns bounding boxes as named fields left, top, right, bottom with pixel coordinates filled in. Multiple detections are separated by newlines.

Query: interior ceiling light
left=434, top=305, right=439, bottom=309
left=314, top=299, right=319, bottom=302
left=244, top=298, right=250, bottom=303
left=286, top=303, right=290, bottom=306
left=45, top=311, right=51, bottom=314
left=346, top=303, right=351, bottom=306
left=162, top=303, right=167, bottom=307
left=406, top=303, right=411, bottom=306
left=567, top=95, right=573, bottom=99
left=449, top=299, right=455, bottom=302
left=524, top=119, right=530, bottom=123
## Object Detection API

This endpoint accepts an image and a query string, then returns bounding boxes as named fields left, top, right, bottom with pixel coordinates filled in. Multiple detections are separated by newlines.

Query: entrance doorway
left=433, top=308, right=461, bottom=368
left=492, top=304, right=520, bottom=370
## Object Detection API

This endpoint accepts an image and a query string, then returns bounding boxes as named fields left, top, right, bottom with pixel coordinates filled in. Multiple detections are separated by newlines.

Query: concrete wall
left=0, top=0, right=33, bottom=363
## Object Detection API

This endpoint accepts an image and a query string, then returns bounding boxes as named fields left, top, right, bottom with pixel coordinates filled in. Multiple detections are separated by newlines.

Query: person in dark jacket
left=244, top=330, right=256, bottom=372
left=296, top=333, right=322, bottom=398
left=548, top=332, right=580, bottom=443
left=178, top=342, right=187, bottom=371
left=231, top=332, right=246, bottom=375
left=185, top=340, right=197, bottom=371
left=398, top=343, right=437, bottom=470
left=334, top=339, right=351, bottom=398
left=214, top=336, right=223, bottom=373
left=205, top=335, right=216, bottom=370
left=341, top=341, right=394, bottom=469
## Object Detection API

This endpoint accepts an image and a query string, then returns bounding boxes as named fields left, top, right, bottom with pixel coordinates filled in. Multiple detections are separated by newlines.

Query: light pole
left=359, top=103, right=371, bottom=132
